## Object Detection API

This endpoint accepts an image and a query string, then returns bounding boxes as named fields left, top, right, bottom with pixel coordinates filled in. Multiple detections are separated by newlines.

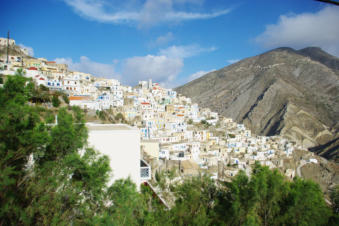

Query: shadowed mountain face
left=298, top=47, right=339, bottom=72
left=175, top=47, right=339, bottom=161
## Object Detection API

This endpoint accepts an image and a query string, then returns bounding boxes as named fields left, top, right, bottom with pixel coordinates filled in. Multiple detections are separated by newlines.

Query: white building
left=159, top=149, right=170, bottom=160
left=86, top=123, right=151, bottom=187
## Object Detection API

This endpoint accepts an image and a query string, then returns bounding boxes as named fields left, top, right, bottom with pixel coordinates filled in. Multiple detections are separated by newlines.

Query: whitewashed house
left=86, top=123, right=151, bottom=187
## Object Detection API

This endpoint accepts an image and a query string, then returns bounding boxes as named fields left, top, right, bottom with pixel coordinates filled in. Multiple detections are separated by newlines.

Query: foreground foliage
left=0, top=76, right=337, bottom=225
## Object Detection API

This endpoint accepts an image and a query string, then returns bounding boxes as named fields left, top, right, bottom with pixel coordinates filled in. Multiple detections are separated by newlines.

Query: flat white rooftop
left=86, top=123, right=138, bottom=131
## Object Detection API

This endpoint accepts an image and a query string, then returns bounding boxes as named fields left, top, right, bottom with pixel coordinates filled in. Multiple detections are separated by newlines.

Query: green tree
left=24, top=148, right=111, bottom=225
left=0, top=76, right=106, bottom=225
left=250, top=164, right=288, bottom=225
left=0, top=76, right=49, bottom=224
left=96, top=110, right=106, bottom=121
left=52, top=94, right=60, bottom=107
left=140, top=184, right=172, bottom=226
left=328, top=185, right=339, bottom=225
left=214, top=164, right=331, bottom=226
left=170, top=175, right=217, bottom=226
left=15, top=68, right=26, bottom=76
left=280, top=178, right=331, bottom=226
left=215, top=171, right=258, bottom=225
left=37, top=107, right=87, bottom=164
left=93, top=178, right=145, bottom=225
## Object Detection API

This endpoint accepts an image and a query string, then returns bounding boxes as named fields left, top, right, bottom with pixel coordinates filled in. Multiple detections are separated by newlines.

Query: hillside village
left=0, top=38, right=324, bottom=184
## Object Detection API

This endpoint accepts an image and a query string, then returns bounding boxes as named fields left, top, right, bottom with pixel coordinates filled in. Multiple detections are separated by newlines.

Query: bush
left=52, top=95, right=60, bottom=107
left=39, top=84, right=49, bottom=91
left=97, top=110, right=106, bottom=121
left=200, top=119, right=208, bottom=124
left=62, top=94, right=69, bottom=104
left=115, top=112, right=125, bottom=122
left=228, top=134, right=235, bottom=138
left=45, top=110, right=55, bottom=123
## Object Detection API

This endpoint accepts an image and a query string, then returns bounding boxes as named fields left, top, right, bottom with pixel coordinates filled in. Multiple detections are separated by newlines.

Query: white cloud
left=159, top=44, right=216, bottom=59
left=54, top=43, right=215, bottom=87
left=149, top=32, right=174, bottom=47
left=226, top=59, right=239, bottom=64
left=174, top=0, right=204, bottom=4
left=164, top=9, right=231, bottom=21
left=188, top=69, right=215, bottom=82
left=63, top=0, right=139, bottom=23
left=63, top=0, right=231, bottom=27
left=55, top=56, right=120, bottom=79
left=18, top=44, right=34, bottom=56
left=54, top=57, right=73, bottom=66
left=122, top=55, right=183, bottom=86
left=122, top=44, right=216, bottom=87
left=255, top=6, right=339, bottom=57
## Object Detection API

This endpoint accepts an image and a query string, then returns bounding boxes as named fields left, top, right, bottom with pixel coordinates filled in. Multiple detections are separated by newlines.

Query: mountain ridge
left=175, top=47, right=339, bottom=161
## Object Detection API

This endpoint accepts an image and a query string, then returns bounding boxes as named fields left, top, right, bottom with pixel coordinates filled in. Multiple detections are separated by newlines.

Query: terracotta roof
left=28, top=67, right=37, bottom=70
left=141, top=102, right=150, bottom=105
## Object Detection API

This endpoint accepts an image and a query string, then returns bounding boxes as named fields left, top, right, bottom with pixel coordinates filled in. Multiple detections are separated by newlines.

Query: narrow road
left=296, top=160, right=309, bottom=177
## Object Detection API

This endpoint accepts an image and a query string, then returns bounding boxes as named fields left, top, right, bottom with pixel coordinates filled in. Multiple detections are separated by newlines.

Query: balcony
left=140, top=159, right=151, bottom=181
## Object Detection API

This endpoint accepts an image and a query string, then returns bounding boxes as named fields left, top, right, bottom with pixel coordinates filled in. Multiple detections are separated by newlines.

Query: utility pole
left=6, top=30, right=10, bottom=64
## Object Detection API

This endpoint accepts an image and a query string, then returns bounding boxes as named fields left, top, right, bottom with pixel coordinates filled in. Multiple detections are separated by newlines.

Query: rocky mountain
left=175, top=47, right=339, bottom=161
left=0, top=44, right=33, bottom=59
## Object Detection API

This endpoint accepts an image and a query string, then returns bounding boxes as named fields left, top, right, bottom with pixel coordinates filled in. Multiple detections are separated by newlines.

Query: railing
left=140, top=159, right=151, bottom=180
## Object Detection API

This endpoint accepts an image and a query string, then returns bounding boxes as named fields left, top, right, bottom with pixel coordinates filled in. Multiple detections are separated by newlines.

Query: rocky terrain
left=0, top=44, right=32, bottom=58
left=176, top=47, right=339, bottom=161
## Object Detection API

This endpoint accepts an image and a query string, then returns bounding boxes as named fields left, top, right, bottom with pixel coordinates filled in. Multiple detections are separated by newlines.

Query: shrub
left=52, top=95, right=60, bottom=107
left=62, top=94, right=69, bottom=104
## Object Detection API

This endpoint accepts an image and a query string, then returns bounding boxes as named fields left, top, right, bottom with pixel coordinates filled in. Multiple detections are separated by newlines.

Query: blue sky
left=1, top=0, right=339, bottom=87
